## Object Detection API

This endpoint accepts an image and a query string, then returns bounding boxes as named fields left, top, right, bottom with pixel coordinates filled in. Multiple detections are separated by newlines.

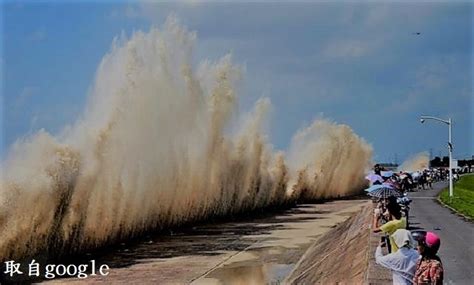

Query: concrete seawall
left=285, top=201, right=392, bottom=284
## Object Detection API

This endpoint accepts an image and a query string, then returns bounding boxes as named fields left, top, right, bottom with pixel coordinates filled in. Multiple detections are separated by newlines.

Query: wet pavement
left=45, top=199, right=368, bottom=284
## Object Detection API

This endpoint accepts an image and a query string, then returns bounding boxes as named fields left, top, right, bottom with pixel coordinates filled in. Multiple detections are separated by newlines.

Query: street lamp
left=420, top=115, right=453, bottom=197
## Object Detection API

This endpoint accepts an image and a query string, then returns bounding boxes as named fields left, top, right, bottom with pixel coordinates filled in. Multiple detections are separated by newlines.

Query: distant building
left=377, top=163, right=399, bottom=171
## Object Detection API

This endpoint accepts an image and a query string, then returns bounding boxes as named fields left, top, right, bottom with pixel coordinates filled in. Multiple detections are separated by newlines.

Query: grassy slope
left=439, top=174, right=474, bottom=219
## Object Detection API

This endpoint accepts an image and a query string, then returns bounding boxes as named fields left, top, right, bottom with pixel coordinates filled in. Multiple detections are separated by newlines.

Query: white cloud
left=414, top=57, right=456, bottom=90
left=384, top=54, right=467, bottom=115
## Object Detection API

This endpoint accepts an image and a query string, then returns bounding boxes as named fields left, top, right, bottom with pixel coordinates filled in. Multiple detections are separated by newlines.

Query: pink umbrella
left=383, top=180, right=400, bottom=190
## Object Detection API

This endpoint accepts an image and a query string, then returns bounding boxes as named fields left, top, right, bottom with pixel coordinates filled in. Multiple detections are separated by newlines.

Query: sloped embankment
left=285, top=201, right=371, bottom=284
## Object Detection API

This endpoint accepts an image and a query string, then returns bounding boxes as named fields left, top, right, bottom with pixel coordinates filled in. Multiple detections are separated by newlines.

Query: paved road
left=409, top=181, right=474, bottom=285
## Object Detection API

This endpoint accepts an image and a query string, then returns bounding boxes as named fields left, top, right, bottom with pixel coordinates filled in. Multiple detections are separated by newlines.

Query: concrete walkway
left=366, top=230, right=392, bottom=284
left=45, top=200, right=367, bottom=284
left=409, top=181, right=474, bottom=285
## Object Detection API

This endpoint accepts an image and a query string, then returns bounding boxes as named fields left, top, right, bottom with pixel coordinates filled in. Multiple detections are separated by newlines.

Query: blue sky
left=2, top=1, right=473, bottom=163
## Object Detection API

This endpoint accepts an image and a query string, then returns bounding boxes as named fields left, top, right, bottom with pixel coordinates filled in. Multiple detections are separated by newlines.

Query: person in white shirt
left=375, top=229, right=420, bottom=285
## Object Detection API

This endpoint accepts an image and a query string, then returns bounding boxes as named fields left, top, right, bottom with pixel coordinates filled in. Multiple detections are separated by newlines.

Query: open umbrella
left=381, top=170, right=394, bottom=178
left=383, top=180, right=400, bottom=190
left=365, top=173, right=384, bottom=184
left=368, top=187, right=403, bottom=199
left=365, top=184, right=394, bottom=192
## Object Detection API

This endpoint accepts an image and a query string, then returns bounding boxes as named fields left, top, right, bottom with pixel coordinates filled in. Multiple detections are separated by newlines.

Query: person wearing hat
left=375, top=229, right=420, bottom=284
left=412, top=231, right=443, bottom=285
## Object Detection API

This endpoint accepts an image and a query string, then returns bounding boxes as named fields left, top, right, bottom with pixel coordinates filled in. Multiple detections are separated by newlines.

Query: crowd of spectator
left=369, top=164, right=444, bottom=285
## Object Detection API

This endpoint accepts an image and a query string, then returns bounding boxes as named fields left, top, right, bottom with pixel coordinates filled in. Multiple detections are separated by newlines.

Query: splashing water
left=287, top=120, right=373, bottom=200
left=0, top=17, right=372, bottom=261
left=398, top=152, right=430, bottom=172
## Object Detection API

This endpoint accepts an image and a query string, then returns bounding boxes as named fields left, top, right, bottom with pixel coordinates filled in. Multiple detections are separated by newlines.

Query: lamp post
left=420, top=116, right=453, bottom=197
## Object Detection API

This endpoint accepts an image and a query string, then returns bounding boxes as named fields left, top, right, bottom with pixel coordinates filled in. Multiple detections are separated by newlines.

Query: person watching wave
left=375, top=229, right=420, bottom=285
left=373, top=197, right=407, bottom=253
left=412, top=231, right=443, bottom=285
